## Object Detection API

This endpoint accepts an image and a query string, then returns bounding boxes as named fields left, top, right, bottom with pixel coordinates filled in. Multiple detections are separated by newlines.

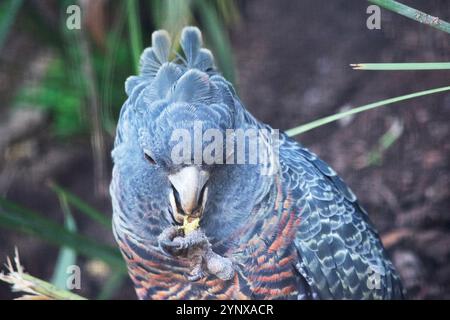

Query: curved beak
left=169, top=166, right=209, bottom=221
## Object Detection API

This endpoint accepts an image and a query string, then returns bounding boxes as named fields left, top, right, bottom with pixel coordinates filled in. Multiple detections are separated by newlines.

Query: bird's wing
left=279, top=136, right=404, bottom=299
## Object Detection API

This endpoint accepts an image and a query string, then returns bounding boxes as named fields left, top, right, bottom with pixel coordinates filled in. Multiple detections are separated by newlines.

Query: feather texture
left=111, top=26, right=404, bottom=300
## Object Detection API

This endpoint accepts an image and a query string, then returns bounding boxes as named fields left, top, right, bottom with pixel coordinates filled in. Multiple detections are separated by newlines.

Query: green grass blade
left=153, top=0, right=191, bottom=52
left=149, top=0, right=164, bottom=28
left=196, top=0, right=236, bottom=84
left=163, top=0, right=191, bottom=32
left=126, top=0, right=143, bottom=74
left=22, top=273, right=87, bottom=300
left=368, top=0, right=450, bottom=34
left=216, top=0, right=240, bottom=25
left=0, top=197, right=126, bottom=272
left=352, top=63, right=450, bottom=70
left=0, top=0, right=24, bottom=50
left=367, top=119, right=403, bottom=166
left=286, top=85, right=450, bottom=137
left=48, top=182, right=110, bottom=228
left=0, top=267, right=87, bottom=300
left=51, top=194, right=77, bottom=290
left=101, top=3, right=128, bottom=137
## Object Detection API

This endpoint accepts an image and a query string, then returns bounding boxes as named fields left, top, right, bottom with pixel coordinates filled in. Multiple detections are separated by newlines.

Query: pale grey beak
left=169, top=166, right=209, bottom=218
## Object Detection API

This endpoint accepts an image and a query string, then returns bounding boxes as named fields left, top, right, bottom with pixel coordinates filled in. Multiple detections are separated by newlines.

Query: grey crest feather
left=194, top=49, right=215, bottom=72
left=152, top=30, right=171, bottom=64
left=139, top=26, right=215, bottom=81
left=125, top=76, right=140, bottom=96
left=180, top=26, right=202, bottom=67
left=140, top=30, right=172, bottom=76
left=147, top=63, right=183, bottom=101
left=170, top=69, right=213, bottom=104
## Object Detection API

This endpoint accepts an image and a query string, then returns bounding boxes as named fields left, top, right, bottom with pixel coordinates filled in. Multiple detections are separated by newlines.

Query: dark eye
left=144, top=152, right=156, bottom=165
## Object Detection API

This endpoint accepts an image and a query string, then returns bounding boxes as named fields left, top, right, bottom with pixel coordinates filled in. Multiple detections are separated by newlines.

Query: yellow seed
left=183, top=216, right=200, bottom=235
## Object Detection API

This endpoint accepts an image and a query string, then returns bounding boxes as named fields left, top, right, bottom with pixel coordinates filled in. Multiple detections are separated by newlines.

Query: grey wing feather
left=280, top=135, right=404, bottom=299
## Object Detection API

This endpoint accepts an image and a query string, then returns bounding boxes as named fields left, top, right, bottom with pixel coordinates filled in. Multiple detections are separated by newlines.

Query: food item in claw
left=158, top=221, right=235, bottom=281
left=182, top=216, right=200, bottom=235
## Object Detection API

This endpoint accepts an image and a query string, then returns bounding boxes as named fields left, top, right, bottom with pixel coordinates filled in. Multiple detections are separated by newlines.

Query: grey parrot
left=110, top=26, right=404, bottom=299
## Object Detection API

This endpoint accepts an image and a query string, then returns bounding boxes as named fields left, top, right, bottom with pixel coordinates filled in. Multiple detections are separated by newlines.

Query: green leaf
left=14, top=57, right=87, bottom=138
left=51, top=193, right=77, bottom=290
left=101, top=7, right=129, bottom=136
left=0, top=0, right=24, bottom=50
left=0, top=267, right=87, bottom=300
left=0, top=197, right=126, bottom=273
left=160, top=0, right=191, bottom=33
left=216, top=0, right=240, bottom=25
left=352, top=62, right=450, bottom=70
left=126, top=0, right=143, bottom=74
left=22, top=273, right=87, bottom=300
left=286, top=85, right=450, bottom=137
left=48, top=182, right=111, bottom=228
left=367, top=119, right=404, bottom=166
left=196, top=0, right=236, bottom=84
left=368, top=0, right=450, bottom=34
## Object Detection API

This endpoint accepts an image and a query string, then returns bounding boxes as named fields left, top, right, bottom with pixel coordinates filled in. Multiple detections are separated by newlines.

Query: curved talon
left=159, top=239, right=180, bottom=249
left=187, top=272, right=205, bottom=282
left=179, top=241, right=189, bottom=250
left=159, top=239, right=185, bottom=256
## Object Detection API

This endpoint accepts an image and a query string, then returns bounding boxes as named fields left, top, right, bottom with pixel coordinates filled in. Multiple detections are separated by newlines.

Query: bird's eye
left=144, top=152, right=156, bottom=165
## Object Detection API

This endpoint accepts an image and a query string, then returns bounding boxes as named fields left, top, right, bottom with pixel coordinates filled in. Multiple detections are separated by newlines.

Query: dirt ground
left=1, top=0, right=449, bottom=299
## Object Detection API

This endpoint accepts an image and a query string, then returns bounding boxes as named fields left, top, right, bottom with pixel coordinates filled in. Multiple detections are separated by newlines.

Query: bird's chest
left=120, top=217, right=300, bottom=300
left=117, top=181, right=301, bottom=299
left=128, top=249, right=300, bottom=300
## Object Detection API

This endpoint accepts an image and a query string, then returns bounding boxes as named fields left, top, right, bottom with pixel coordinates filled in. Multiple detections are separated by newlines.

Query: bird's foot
left=186, top=264, right=206, bottom=282
left=158, top=226, right=208, bottom=257
left=204, top=250, right=235, bottom=281
left=158, top=226, right=185, bottom=256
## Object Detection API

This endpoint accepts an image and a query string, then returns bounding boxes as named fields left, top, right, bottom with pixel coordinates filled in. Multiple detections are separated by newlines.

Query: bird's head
left=139, top=96, right=235, bottom=223
left=114, top=27, right=257, bottom=228
left=113, top=27, right=275, bottom=245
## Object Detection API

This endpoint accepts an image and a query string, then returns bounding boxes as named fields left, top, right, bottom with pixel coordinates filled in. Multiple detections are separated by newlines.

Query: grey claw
left=159, top=239, right=184, bottom=256
left=187, top=271, right=205, bottom=282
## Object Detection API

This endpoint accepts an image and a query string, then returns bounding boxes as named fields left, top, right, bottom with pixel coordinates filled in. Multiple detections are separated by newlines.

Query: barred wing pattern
left=278, top=135, right=404, bottom=299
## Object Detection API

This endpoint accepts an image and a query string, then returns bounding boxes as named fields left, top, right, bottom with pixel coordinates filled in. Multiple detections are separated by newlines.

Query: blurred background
left=0, top=0, right=449, bottom=299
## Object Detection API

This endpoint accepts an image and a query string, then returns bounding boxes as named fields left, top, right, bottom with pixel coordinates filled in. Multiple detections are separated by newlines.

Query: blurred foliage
left=6, top=0, right=239, bottom=139
left=0, top=0, right=24, bottom=50
left=15, top=58, right=87, bottom=137
left=366, top=119, right=403, bottom=167
left=51, top=192, right=77, bottom=290
left=0, top=187, right=126, bottom=299
left=48, top=182, right=111, bottom=228
left=0, top=195, right=123, bottom=272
